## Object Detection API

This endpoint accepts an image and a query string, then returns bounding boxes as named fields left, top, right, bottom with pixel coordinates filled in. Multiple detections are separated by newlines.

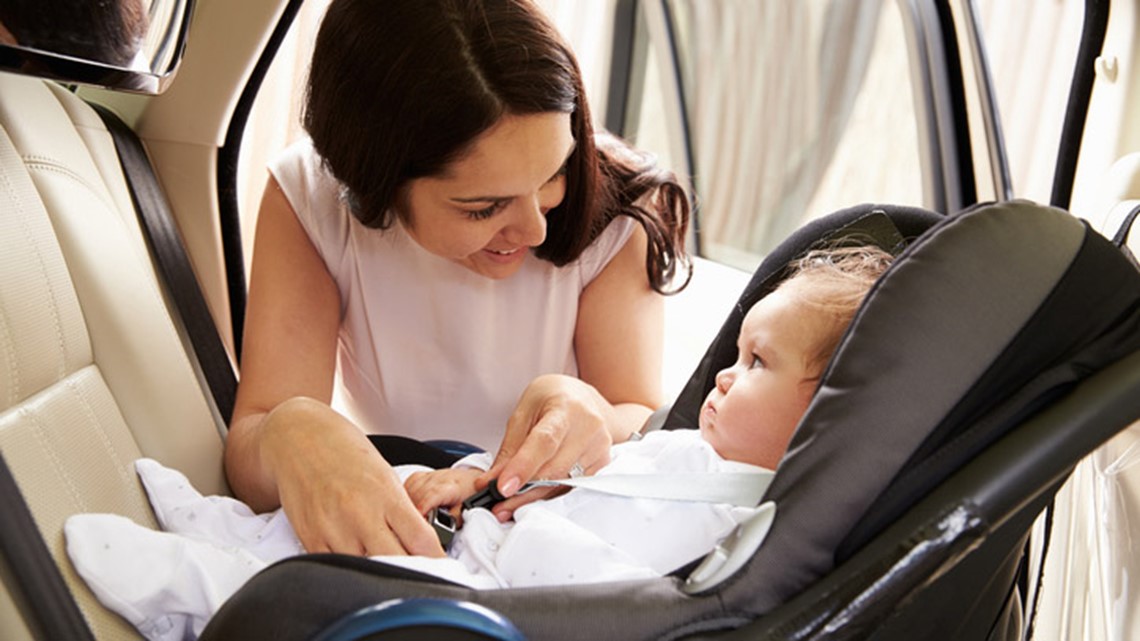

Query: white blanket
left=65, top=430, right=774, bottom=641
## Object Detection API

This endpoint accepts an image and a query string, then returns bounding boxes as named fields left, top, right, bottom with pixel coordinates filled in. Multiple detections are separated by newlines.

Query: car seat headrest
left=712, top=199, right=1140, bottom=614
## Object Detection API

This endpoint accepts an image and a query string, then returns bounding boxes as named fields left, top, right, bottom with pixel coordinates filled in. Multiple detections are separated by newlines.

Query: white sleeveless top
left=269, top=140, right=635, bottom=450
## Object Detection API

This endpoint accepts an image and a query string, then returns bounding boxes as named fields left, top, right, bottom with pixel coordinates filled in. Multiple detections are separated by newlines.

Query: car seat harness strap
left=463, top=471, right=775, bottom=511
left=440, top=472, right=774, bottom=551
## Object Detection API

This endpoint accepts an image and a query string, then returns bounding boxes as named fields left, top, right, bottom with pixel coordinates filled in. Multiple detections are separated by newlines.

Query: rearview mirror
left=0, top=0, right=194, bottom=94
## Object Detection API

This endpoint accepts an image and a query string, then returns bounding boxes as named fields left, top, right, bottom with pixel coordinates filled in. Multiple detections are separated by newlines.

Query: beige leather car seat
left=0, top=73, right=230, bottom=640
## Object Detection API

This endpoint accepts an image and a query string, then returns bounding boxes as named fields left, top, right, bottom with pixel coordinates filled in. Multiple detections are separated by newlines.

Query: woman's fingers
left=275, top=437, right=445, bottom=557
left=496, top=410, right=613, bottom=493
left=481, top=380, right=553, bottom=488
left=288, top=482, right=444, bottom=558
left=489, top=484, right=569, bottom=522
left=493, top=416, right=566, bottom=496
left=385, top=497, right=446, bottom=558
left=484, top=374, right=623, bottom=506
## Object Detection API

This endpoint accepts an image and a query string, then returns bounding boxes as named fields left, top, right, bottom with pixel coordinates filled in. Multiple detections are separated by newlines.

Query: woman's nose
left=503, top=199, right=547, bottom=247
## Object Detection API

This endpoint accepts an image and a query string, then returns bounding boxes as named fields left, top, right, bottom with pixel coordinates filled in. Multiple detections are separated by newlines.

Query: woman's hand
left=227, top=181, right=439, bottom=555
left=479, top=374, right=620, bottom=519
left=473, top=223, right=660, bottom=519
left=252, top=398, right=445, bottom=558
left=405, top=468, right=483, bottom=519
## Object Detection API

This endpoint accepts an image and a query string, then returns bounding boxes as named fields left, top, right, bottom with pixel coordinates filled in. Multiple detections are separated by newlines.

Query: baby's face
left=699, top=284, right=831, bottom=468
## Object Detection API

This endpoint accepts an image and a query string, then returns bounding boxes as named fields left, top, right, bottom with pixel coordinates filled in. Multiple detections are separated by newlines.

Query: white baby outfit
left=65, top=430, right=772, bottom=641
left=270, top=139, right=635, bottom=450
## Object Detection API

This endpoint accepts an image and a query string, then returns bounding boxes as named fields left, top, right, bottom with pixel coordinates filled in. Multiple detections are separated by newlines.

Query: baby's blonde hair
left=777, top=244, right=894, bottom=374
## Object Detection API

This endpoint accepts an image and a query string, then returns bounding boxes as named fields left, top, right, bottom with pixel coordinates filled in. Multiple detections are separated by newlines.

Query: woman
left=226, top=0, right=691, bottom=558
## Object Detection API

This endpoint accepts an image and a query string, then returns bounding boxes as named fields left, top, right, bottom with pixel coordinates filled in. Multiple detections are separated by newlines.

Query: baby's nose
left=715, top=367, right=736, bottom=393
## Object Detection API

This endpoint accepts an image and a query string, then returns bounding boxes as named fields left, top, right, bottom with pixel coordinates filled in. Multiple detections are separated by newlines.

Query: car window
left=638, top=1, right=924, bottom=271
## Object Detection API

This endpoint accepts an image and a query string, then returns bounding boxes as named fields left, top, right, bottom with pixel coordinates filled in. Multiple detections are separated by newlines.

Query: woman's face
left=401, top=112, right=574, bottom=279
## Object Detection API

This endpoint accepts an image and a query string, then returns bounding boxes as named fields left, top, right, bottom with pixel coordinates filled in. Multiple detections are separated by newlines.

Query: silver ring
left=569, top=462, right=585, bottom=479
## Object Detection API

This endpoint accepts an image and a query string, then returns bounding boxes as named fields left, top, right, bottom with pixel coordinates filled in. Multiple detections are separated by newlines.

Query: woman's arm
left=575, top=221, right=665, bottom=436
left=227, top=176, right=340, bottom=509
left=227, top=177, right=442, bottom=556
left=482, top=225, right=664, bottom=510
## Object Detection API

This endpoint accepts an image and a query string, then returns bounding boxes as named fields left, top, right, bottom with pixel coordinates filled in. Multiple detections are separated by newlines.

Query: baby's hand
left=405, top=468, right=483, bottom=517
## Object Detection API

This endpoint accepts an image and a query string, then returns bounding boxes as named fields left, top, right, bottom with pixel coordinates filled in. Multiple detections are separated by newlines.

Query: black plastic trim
left=216, top=0, right=306, bottom=363
left=604, top=0, right=640, bottom=136
left=0, top=454, right=95, bottom=641
left=932, top=0, right=978, bottom=208
left=1050, top=0, right=1110, bottom=210
left=955, top=0, right=1014, bottom=201
left=657, top=1, right=702, bottom=255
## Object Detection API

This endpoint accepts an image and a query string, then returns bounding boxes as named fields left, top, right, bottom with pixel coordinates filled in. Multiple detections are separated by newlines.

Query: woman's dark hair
left=303, top=0, right=691, bottom=293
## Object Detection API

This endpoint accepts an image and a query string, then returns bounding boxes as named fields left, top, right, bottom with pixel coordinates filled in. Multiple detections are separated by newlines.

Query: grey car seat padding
left=733, top=200, right=1140, bottom=616
left=201, top=200, right=1140, bottom=641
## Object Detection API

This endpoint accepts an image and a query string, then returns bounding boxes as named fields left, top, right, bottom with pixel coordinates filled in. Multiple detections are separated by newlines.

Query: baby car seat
left=200, top=200, right=1140, bottom=641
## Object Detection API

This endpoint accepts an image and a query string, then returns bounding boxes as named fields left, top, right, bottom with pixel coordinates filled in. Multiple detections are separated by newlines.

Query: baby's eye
left=749, top=354, right=764, bottom=369
left=466, top=201, right=507, bottom=220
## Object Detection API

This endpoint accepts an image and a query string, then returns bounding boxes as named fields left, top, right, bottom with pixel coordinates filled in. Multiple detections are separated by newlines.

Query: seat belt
left=91, top=104, right=237, bottom=424
left=0, top=453, right=96, bottom=641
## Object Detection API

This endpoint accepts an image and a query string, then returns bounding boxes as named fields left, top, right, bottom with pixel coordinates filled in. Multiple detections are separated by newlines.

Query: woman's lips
left=483, top=247, right=523, bottom=263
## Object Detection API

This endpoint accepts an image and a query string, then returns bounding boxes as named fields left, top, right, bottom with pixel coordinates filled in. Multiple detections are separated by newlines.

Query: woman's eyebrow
left=451, top=194, right=510, bottom=204
left=449, top=141, right=577, bottom=204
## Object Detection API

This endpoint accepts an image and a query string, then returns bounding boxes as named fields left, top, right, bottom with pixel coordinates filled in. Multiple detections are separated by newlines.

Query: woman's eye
left=466, top=202, right=506, bottom=220
left=548, top=161, right=569, bottom=182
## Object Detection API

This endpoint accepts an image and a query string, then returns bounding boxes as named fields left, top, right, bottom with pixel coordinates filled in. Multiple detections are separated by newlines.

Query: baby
left=64, top=244, right=893, bottom=641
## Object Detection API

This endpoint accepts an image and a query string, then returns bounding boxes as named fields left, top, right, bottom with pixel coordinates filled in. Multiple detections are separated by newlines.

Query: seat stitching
left=0, top=303, right=18, bottom=408
left=24, top=404, right=88, bottom=513
left=64, top=372, right=134, bottom=488
left=23, top=156, right=119, bottom=215
left=0, top=161, right=69, bottom=386
left=25, top=157, right=199, bottom=357
left=22, top=153, right=215, bottom=435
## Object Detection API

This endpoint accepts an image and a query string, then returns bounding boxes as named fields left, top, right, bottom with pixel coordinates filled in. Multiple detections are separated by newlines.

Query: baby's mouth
left=703, top=400, right=717, bottom=420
